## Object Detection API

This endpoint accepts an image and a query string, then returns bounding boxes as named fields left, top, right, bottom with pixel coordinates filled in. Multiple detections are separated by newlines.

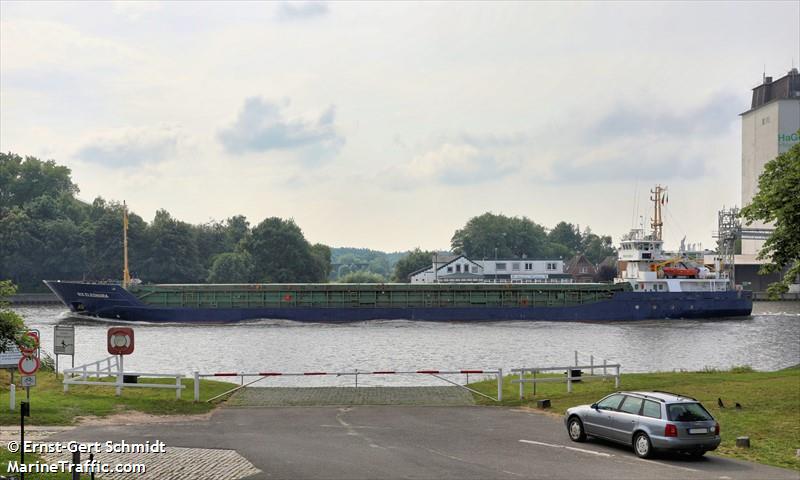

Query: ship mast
left=649, top=185, right=667, bottom=240
left=123, top=201, right=131, bottom=288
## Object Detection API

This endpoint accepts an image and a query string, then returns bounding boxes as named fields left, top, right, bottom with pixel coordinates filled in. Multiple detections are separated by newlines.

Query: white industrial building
left=409, top=254, right=569, bottom=283
left=735, top=68, right=800, bottom=292
left=740, top=68, right=800, bottom=257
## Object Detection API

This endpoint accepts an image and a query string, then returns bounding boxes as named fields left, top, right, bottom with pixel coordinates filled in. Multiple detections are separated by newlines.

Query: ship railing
left=193, top=368, right=504, bottom=403
left=63, top=355, right=185, bottom=399
left=511, top=361, right=621, bottom=398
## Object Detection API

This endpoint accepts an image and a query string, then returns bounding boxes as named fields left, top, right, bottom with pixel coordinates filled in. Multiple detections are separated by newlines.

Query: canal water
left=11, top=302, right=800, bottom=386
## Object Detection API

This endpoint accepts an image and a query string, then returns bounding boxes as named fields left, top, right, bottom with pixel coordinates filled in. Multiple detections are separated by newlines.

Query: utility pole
left=123, top=201, right=130, bottom=287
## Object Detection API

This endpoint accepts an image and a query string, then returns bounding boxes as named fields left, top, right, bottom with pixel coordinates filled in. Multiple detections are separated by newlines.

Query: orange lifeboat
left=663, top=266, right=698, bottom=278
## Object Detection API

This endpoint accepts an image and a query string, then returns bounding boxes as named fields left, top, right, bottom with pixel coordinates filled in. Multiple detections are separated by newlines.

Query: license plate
left=689, top=428, right=708, bottom=434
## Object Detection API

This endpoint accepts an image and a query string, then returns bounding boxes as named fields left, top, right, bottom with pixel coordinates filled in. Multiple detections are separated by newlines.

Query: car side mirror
left=591, top=403, right=598, bottom=410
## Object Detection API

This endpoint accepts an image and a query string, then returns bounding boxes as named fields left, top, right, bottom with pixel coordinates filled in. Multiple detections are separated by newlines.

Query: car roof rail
left=652, top=390, right=697, bottom=401
left=626, top=391, right=666, bottom=403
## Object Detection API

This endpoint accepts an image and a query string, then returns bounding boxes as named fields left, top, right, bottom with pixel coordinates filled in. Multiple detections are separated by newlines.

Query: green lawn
left=469, top=366, right=800, bottom=470
left=0, top=370, right=235, bottom=425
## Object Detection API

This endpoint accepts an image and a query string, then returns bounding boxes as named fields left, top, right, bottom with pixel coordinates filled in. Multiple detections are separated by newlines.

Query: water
left=11, top=303, right=800, bottom=386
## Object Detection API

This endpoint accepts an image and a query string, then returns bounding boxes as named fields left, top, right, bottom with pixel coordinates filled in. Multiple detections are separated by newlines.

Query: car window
left=668, top=403, right=713, bottom=422
left=619, top=396, right=644, bottom=415
left=597, top=394, right=624, bottom=411
left=642, top=400, right=661, bottom=419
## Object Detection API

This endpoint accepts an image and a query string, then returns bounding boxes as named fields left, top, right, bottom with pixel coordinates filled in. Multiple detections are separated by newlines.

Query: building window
left=580, top=267, right=587, bottom=274
left=525, top=263, right=532, bottom=270
left=512, top=262, right=520, bottom=271
left=496, top=263, right=506, bottom=271
left=547, top=262, right=557, bottom=270
left=447, top=267, right=453, bottom=273
left=456, top=264, right=461, bottom=273
left=464, top=265, right=469, bottom=273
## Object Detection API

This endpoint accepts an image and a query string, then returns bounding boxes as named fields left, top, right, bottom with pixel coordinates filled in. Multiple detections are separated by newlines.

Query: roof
left=741, top=68, right=800, bottom=115
left=624, top=391, right=698, bottom=403
left=436, top=255, right=483, bottom=272
left=565, top=254, right=596, bottom=272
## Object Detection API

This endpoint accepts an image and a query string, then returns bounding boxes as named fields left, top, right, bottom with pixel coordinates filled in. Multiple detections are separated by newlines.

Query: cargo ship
left=44, top=187, right=752, bottom=323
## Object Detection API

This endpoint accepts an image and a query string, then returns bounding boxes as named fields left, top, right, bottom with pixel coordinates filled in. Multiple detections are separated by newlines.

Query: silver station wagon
left=564, top=391, right=721, bottom=458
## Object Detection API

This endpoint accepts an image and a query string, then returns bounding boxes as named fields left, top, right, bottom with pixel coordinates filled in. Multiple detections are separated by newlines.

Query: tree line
left=1, top=153, right=615, bottom=289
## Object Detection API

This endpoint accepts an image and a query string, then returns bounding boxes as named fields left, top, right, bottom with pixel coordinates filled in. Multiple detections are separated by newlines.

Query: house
left=565, top=254, right=597, bottom=283
left=409, top=255, right=569, bottom=283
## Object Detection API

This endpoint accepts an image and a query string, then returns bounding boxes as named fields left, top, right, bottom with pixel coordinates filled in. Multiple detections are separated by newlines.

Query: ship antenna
left=123, top=201, right=130, bottom=288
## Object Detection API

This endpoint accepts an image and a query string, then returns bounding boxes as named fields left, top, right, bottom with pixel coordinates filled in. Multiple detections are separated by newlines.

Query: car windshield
left=667, top=403, right=713, bottom=422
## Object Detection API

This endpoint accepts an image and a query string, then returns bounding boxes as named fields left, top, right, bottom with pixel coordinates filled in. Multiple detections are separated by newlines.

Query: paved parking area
left=227, top=386, right=475, bottom=406
left=45, top=405, right=799, bottom=480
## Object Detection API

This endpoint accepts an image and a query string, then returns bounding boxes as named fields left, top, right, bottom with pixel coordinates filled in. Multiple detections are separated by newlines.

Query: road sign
left=0, top=345, right=22, bottom=369
left=19, top=331, right=39, bottom=355
left=54, top=325, right=75, bottom=355
left=107, top=327, right=134, bottom=355
left=21, top=375, right=36, bottom=387
left=18, top=356, right=40, bottom=375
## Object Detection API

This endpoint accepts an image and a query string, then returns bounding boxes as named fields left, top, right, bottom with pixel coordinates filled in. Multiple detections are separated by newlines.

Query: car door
left=611, top=395, right=644, bottom=443
left=584, top=394, right=624, bottom=439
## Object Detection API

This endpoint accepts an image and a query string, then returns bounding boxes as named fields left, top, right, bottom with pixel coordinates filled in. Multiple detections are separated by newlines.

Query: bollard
left=518, top=370, right=524, bottom=400
left=72, top=451, right=81, bottom=480
left=615, top=365, right=620, bottom=388
left=736, top=437, right=751, bottom=448
left=176, top=376, right=182, bottom=400
left=496, top=368, right=503, bottom=402
left=194, top=371, right=200, bottom=402
left=9, top=384, right=14, bottom=411
left=590, top=355, right=594, bottom=376
left=567, top=370, right=572, bottom=393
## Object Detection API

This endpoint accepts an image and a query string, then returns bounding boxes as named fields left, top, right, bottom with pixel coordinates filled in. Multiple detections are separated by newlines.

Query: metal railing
left=63, top=355, right=186, bottom=399
left=193, top=368, right=504, bottom=403
left=512, top=352, right=621, bottom=398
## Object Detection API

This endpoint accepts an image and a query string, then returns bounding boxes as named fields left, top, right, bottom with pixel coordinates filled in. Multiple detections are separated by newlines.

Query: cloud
left=75, top=125, right=181, bottom=168
left=548, top=150, right=708, bottom=184
left=217, top=97, right=343, bottom=157
left=112, top=1, right=162, bottom=21
left=275, top=1, right=328, bottom=21
left=385, top=142, right=521, bottom=190
left=591, top=92, right=740, bottom=138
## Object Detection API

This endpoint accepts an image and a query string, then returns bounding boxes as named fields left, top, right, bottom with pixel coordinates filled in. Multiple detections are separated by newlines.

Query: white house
left=409, top=255, right=568, bottom=283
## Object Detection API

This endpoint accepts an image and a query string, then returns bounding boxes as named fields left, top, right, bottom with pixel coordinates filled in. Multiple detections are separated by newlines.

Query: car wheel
left=567, top=417, right=586, bottom=442
left=633, top=432, right=653, bottom=459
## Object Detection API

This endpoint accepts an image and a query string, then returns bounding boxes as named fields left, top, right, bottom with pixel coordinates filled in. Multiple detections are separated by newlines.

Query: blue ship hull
left=44, top=281, right=753, bottom=323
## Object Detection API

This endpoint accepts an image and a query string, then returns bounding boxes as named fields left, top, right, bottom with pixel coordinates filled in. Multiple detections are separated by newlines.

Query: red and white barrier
left=193, top=368, right=503, bottom=403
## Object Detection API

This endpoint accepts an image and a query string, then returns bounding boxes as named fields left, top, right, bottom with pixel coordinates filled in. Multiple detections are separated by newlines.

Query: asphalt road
left=51, top=406, right=798, bottom=480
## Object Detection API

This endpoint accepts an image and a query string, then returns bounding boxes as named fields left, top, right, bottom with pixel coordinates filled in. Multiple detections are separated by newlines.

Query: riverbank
left=0, top=370, right=233, bottom=425
left=469, top=365, right=800, bottom=470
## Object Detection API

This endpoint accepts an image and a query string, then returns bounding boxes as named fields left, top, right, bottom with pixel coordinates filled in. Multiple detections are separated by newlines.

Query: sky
left=1, top=1, right=798, bottom=253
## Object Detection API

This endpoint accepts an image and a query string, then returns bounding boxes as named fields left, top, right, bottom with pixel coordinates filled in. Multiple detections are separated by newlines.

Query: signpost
left=17, top=329, right=40, bottom=401
left=54, top=324, right=76, bottom=377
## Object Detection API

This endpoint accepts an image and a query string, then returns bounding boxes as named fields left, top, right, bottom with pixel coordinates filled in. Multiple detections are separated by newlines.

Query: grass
left=0, top=370, right=235, bottom=425
left=469, top=366, right=800, bottom=471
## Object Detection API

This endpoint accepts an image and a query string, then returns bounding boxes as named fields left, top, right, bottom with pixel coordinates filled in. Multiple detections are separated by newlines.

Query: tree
left=310, top=243, right=332, bottom=281
left=580, top=228, right=616, bottom=265
left=245, top=217, right=326, bottom=283
left=548, top=222, right=582, bottom=254
left=0, top=153, right=78, bottom=213
left=0, top=281, right=26, bottom=353
left=139, top=210, right=204, bottom=283
left=338, top=271, right=386, bottom=283
left=740, top=136, right=800, bottom=298
left=392, top=248, right=434, bottom=282
left=451, top=213, right=548, bottom=259
left=207, top=252, right=254, bottom=283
